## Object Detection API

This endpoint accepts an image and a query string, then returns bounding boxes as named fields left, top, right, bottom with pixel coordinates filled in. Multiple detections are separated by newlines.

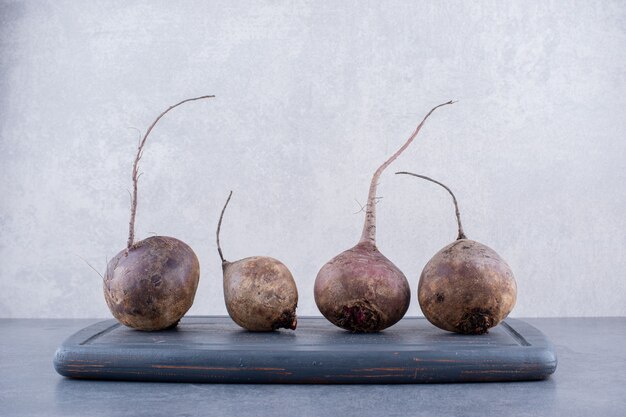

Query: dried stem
left=395, top=172, right=467, bottom=240
left=216, top=191, right=233, bottom=263
left=127, top=94, right=215, bottom=249
left=359, top=100, right=456, bottom=245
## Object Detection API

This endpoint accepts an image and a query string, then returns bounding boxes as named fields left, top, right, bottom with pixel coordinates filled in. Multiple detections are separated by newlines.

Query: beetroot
left=216, top=192, right=298, bottom=331
left=314, top=101, right=455, bottom=332
left=103, top=95, right=213, bottom=331
left=395, top=172, right=517, bottom=334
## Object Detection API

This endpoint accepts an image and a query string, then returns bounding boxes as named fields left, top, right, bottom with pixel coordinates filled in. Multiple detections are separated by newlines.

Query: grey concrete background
left=0, top=1, right=624, bottom=319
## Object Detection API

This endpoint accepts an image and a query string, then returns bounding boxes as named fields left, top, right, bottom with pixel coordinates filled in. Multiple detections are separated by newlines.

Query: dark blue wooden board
left=53, top=316, right=557, bottom=384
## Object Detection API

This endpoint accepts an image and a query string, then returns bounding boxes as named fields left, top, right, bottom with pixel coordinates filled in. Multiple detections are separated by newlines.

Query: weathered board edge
left=53, top=317, right=557, bottom=384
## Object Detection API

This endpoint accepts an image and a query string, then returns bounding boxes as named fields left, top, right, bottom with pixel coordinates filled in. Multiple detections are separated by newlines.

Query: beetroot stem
left=127, top=94, right=215, bottom=249
left=216, top=191, right=233, bottom=263
left=395, top=172, right=466, bottom=240
left=358, top=100, right=456, bottom=245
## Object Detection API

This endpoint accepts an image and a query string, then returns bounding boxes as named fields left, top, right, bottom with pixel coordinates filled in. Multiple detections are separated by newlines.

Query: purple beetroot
left=104, top=95, right=213, bottom=331
left=314, top=101, right=455, bottom=332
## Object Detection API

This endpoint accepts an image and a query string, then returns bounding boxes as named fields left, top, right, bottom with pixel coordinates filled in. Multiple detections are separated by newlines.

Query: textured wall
left=1, top=1, right=625, bottom=319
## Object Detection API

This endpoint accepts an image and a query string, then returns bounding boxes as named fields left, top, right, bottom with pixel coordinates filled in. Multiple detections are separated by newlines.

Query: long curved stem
left=359, top=100, right=456, bottom=245
left=395, top=172, right=467, bottom=240
left=216, top=191, right=233, bottom=263
left=127, top=94, right=215, bottom=249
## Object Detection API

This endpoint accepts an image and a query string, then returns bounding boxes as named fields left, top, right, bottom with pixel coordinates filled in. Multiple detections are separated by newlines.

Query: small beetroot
left=216, top=191, right=298, bottom=331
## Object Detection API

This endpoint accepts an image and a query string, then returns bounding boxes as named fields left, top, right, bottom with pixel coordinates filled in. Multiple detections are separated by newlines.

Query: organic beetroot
left=216, top=191, right=298, bottom=331
left=314, top=101, right=455, bottom=332
left=396, top=172, right=517, bottom=334
left=103, top=95, right=213, bottom=331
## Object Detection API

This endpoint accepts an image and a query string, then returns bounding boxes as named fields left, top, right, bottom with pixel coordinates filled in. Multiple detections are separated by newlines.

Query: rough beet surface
left=314, top=241, right=410, bottom=332
left=104, top=236, right=200, bottom=331
left=418, top=239, right=516, bottom=334
left=223, top=256, right=298, bottom=331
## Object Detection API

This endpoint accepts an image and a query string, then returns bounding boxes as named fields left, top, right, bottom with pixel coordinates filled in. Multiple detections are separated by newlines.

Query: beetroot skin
left=314, top=241, right=410, bottom=332
left=418, top=239, right=516, bottom=334
left=105, top=236, right=199, bottom=331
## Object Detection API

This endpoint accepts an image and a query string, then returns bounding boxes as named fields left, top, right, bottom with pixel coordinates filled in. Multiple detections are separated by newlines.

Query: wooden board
left=53, top=316, right=557, bottom=384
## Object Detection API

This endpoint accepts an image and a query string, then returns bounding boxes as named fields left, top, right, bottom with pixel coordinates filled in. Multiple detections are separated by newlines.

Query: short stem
left=127, top=94, right=215, bottom=249
left=216, top=191, right=233, bottom=263
left=358, top=100, right=456, bottom=245
left=395, top=172, right=467, bottom=240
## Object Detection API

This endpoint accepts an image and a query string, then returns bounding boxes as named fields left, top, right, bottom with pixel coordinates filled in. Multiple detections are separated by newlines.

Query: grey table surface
left=1, top=318, right=625, bottom=417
